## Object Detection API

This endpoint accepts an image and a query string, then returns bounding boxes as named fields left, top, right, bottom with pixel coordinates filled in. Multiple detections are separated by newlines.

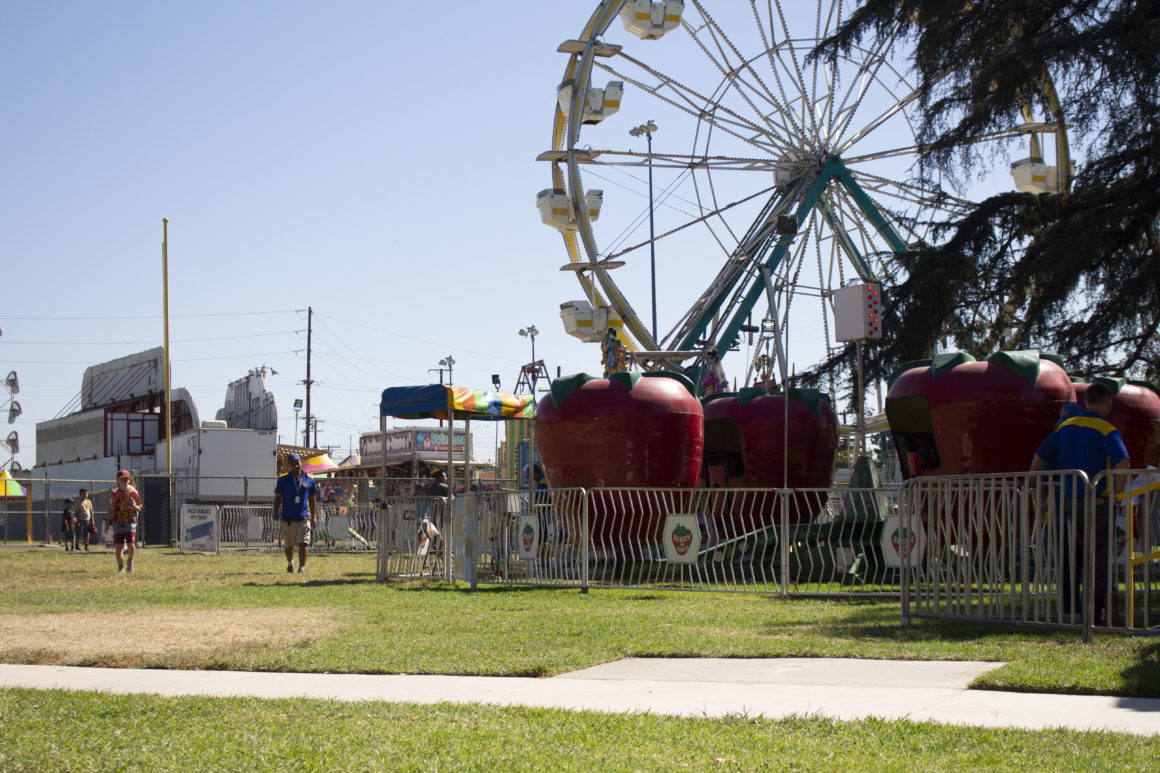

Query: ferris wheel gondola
left=539, top=1, right=1071, bottom=394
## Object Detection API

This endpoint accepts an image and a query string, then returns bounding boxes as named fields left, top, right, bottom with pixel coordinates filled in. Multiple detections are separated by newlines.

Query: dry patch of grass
left=0, top=608, right=339, bottom=668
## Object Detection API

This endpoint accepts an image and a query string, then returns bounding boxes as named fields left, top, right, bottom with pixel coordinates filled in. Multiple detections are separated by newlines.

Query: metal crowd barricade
left=375, top=495, right=452, bottom=581
left=901, top=471, right=1089, bottom=630
left=1096, top=468, right=1160, bottom=636
left=576, top=486, right=902, bottom=594
left=218, top=504, right=277, bottom=550
left=453, top=486, right=902, bottom=595
left=461, top=487, right=589, bottom=589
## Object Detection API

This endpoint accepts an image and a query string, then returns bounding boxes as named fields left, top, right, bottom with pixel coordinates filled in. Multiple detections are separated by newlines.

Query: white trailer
left=155, top=426, right=277, bottom=499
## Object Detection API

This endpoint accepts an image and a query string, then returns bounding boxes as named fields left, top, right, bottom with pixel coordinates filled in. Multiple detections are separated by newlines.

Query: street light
left=518, top=325, right=541, bottom=491
left=439, top=355, right=455, bottom=386
left=518, top=325, right=538, bottom=366
left=629, top=120, right=658, bottom=341
left=293, top=398, right=303, bottom=446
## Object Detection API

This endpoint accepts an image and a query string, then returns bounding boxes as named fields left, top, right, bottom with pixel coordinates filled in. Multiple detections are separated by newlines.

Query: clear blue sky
left=1, top=2, right=1030, bottom=470
left=1, top=2, right=612, bottom=467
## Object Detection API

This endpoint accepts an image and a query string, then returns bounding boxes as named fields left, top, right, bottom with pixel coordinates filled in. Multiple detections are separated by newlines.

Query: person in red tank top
left=108, top=470, right=143, bottom=573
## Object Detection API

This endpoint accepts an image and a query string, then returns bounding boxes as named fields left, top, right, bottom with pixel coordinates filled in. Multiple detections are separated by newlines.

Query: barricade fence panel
left=175, top=476, right=380, bottom=554
left=1095, top=469, right=1160, bottom=633
left=463, top=488, right=588, bottom=588
left=376, top=495, right=453, bottom=581
left=454, top=486, right=902, bottom=594
left=902, top=469, right=1160, bottom=636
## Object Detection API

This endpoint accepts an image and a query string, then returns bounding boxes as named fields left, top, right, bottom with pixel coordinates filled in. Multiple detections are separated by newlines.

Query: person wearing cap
left=108, top=470, right=143, bottom=573
left=70, top=488, right=95, bottom=551
left=62, top=498, right=75, bottom=551
left=272, top=453, right=318, bottom=574
left=1031, top=382, right=1131, bottom=624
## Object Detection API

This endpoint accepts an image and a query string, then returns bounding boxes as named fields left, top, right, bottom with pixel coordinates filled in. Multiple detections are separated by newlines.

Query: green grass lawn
left=2, top=547, right=1158, bottom=771
left=2, top=689, right=1158, bottom=772
left=1, top=547, right=1156, bottom=697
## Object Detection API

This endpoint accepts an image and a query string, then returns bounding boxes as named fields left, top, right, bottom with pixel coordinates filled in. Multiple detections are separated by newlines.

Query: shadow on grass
left=240, top=577, right=370, bottom=588
left=1120, top=640, right=1160, bottom=693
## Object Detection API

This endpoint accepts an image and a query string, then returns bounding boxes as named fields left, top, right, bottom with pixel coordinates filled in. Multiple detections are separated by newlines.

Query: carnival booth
left=378, top=384, right=535, bottom=583
left=378, top=384, right=534, bottom=497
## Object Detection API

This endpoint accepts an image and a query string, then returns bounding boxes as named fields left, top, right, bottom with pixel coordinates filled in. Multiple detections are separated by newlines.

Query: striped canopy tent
left=0, top=468, right=25, bottom=498
left=378, top=384, right=533, bottom=511
left=301, top=453, right=338, bottom=475
left=379, top=385, right=533, bottom=422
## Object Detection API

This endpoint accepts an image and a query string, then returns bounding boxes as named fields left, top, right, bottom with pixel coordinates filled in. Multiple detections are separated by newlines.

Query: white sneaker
left=286, top=562, right=294, bottom=573
left=297, top=566, right=305, bottom=574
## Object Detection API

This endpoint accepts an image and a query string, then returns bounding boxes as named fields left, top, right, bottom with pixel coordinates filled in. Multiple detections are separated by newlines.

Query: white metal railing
left=434, top=486, right=904, bottom=594
left=902, top=469, right=1160, bottom=639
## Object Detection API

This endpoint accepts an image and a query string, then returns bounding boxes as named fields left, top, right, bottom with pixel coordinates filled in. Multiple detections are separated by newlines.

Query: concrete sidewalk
left=1, top=659, right=1158, bottom=736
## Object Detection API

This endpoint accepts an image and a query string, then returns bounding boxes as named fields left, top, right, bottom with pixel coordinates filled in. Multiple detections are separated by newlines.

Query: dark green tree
left=810, top=0, right=1160, bottom=386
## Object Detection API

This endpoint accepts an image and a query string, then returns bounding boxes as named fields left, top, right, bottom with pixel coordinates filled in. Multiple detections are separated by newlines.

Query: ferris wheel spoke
left=572, top=149, right=793, bottom=174
left=826, top=26, right=905, bottom=146
left=685, top=1, right=792, bottom=140
left=769, top=1, right=823, bottom=143
left=599, top=57, right=796, bottom=157
left=682, top=3, right=793, bottom=126
left=810, top=0, right=844, bottom=133
left=831, top=49, right=914, bottom=154
left=606, top=181, right=780, bottom=261
left=750, top=6, right=816, bottom=149
left=850, top=170, right=975, bottom=220
left=842, top=144, right=930, bottom=165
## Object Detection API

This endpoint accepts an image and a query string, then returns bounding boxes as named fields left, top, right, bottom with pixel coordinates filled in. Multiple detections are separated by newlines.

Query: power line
left=3, top=331, right=294, bottom=345
left=0, top=309, right=296, bottom=321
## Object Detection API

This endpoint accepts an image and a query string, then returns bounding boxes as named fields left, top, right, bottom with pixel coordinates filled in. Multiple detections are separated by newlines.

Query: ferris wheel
left=538, top=0, right=1071, bottom=390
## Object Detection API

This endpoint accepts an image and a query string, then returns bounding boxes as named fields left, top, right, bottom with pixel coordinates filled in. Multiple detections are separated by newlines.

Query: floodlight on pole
left=439, top=356, right=456, bottom=386
left=518, top=325, right=539, bottom=366
left=293, top=398, right=303, bottom=445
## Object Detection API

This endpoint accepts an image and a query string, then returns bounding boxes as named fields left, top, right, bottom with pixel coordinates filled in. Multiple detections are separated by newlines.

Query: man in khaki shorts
left=272, top=453, right=318, bottom=574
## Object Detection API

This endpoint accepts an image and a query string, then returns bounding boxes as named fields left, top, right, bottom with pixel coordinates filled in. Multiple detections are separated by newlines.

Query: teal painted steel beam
left=707, top=156, right=845, bottom=357
left=833, top=161, right=911, bottom=255
left=816, top=195, right=873, bottom=279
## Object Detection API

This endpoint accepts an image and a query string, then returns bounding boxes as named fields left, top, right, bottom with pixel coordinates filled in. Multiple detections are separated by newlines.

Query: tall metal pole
left=646, top=128, right=657, bottom=341
left=162, top=218, right=172, bottom=475
left=304, top=306, right=313, bottom=448
left=630, top=120, right=659, bottom=341
left=856, top=340, right=866, bottom=457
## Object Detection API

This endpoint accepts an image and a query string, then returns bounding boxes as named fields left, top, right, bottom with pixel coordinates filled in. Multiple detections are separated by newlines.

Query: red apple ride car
left=535, top=371, right=704, bottom=548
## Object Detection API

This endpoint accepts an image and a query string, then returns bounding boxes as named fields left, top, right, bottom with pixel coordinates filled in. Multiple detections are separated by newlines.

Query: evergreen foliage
left=810, top=1, right=1160, bottom=385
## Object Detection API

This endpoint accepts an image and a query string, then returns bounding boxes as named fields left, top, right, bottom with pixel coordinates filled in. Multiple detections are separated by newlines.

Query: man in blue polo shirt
left=1031, top=382, right=1130, bottom=624
left=273, top=453, right=318, bottom=574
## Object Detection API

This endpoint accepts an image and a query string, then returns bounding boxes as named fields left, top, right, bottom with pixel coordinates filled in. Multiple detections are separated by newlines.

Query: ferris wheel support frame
left=675, top=155, right=910, bottom=362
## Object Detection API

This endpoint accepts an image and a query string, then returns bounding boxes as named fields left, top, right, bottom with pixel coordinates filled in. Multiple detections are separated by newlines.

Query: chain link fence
left=1, top=476, right=117, bottom=546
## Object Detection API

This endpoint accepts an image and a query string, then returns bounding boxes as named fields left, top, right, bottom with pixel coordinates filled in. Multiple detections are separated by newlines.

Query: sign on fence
left=880, top=512, right=924, bottom=569
left=663, top=514, right=701, bottom=564
left=517, top=513, right=540, bottom=559
left=180, top=504, right=219, bottom=553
